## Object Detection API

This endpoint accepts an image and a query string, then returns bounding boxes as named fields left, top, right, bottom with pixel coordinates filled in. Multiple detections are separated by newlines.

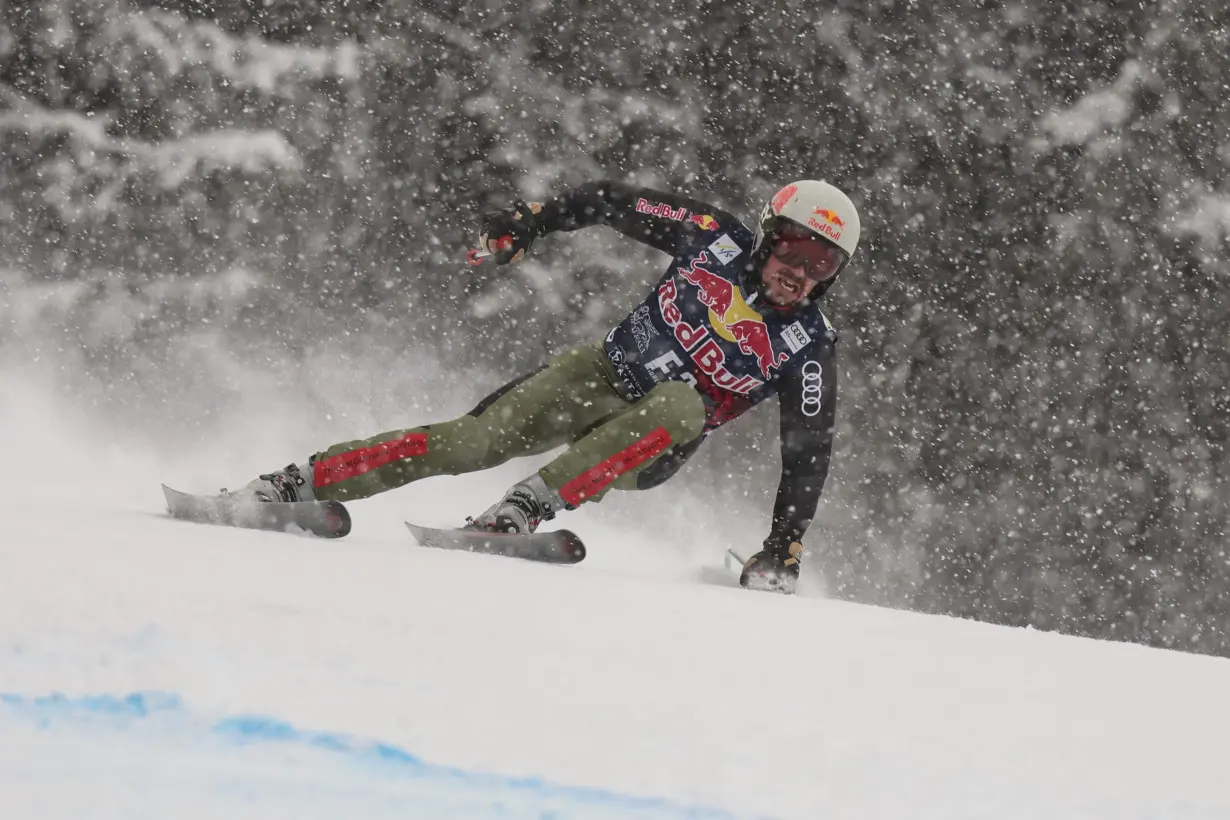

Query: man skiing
left=241, top=179, right=860, bottom=593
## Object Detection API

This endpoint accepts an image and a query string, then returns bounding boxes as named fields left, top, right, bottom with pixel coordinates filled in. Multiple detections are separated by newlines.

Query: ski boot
left=237, top=462, right=315, bottom=504
left=466, top=474, right=566, bottom=534
left=739, top=541, right=803, bottom=594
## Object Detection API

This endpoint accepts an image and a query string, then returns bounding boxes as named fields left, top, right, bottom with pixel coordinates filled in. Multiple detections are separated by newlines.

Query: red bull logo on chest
left=657, top=252, right=790, bottom=388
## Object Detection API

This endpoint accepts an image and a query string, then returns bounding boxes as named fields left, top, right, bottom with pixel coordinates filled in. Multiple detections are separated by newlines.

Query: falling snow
left=1, top=2, right=1229, bottom=814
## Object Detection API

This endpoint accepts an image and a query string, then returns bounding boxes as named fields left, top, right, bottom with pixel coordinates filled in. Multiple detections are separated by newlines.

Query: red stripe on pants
left=314, top=432, right=428, bottom=489
left=559, top=426, right=672, bottom=507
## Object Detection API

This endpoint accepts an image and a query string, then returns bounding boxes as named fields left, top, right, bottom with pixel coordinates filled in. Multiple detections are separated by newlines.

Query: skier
left=241, top=180, right=859, bottom=592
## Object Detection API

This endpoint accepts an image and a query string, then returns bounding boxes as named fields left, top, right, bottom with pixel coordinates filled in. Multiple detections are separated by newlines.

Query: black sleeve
left=764, top=336, right=838, bottom=553
left=535, top=180, right=732, bottom=256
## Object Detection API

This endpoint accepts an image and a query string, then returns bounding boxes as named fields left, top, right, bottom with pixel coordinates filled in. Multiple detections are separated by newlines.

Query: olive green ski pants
left=310, top=342, right=706, bottom=508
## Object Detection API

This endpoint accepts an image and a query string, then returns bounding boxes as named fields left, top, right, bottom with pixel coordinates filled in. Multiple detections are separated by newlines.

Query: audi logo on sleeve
left=801, top=360, right=823, bottom=417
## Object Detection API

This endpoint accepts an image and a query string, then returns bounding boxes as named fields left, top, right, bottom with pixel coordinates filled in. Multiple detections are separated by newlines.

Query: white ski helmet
left=752, top=180, right=861, bottom=295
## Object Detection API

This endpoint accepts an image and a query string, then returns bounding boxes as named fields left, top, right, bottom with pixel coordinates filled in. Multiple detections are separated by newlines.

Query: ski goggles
left=770, top=223, right=847, bottom=282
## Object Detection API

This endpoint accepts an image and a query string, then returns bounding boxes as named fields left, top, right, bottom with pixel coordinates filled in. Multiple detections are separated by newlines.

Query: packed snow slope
left=3, top=376, right=1230, bottom=820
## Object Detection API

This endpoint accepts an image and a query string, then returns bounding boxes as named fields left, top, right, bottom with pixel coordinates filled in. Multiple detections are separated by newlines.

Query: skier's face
left=761, top=253, right=811, bottom=306
left=762, top=229, right=845, bottom=307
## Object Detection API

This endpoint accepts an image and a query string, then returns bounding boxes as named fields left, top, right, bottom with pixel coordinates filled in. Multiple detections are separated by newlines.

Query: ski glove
left=479, top=200, right=544, bottom=264
left=740, top=540, right=803, bottom=594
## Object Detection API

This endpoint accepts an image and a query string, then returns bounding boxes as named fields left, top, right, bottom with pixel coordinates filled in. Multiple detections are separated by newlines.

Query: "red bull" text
left=635, top=198, right=689, bottom=221
left=808, top=207, right=845, bottom=242
left=665, top=251, right=790, bottom=383
left=657, top=255, right=766, bottom=395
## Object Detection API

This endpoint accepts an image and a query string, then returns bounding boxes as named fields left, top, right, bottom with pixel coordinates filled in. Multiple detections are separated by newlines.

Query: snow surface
left=3, top=373, right=1230, bottom=820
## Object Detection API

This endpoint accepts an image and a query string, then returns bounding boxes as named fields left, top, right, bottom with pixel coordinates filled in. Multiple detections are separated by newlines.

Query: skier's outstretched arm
left=537, top=181, right=731, bottom=254
left=764, top=340, right=838, bottom=555
left=480, top=181, right=735, bottom=262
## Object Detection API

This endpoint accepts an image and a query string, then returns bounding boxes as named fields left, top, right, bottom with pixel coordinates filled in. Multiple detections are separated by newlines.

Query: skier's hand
left=739, top=540, right=802, bottom=593
left=479, top=200, right=544, bottom=264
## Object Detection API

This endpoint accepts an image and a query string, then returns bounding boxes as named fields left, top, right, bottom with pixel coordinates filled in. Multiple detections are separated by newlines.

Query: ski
left=162, top=485, right=351, bottom=539
left=405, top=522, right=586, bottom=564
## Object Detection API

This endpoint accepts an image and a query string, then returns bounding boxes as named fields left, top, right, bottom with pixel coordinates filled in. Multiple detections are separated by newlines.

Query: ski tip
left=319, top=503, right=352, bottom=538
left=161, top=484, right=200, bottom=502
left=556, top=530, right=587, bottom=562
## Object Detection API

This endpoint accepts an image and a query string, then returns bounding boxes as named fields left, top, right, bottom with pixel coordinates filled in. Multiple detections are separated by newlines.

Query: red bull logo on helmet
left=689, top=213, right=720, bottom=230
left=808, top=207, right=844, bottom=242
left=812, top=207, right=846, bottom=229
left=673, top=252, right=789, bottom=380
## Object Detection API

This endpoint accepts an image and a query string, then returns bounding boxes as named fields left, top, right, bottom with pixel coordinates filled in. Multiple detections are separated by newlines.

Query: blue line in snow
left=1, top=691, right=736, bottom=819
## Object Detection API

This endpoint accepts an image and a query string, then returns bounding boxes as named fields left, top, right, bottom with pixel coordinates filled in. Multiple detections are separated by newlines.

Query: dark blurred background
left=2, top=0, right=1227, bottom=654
